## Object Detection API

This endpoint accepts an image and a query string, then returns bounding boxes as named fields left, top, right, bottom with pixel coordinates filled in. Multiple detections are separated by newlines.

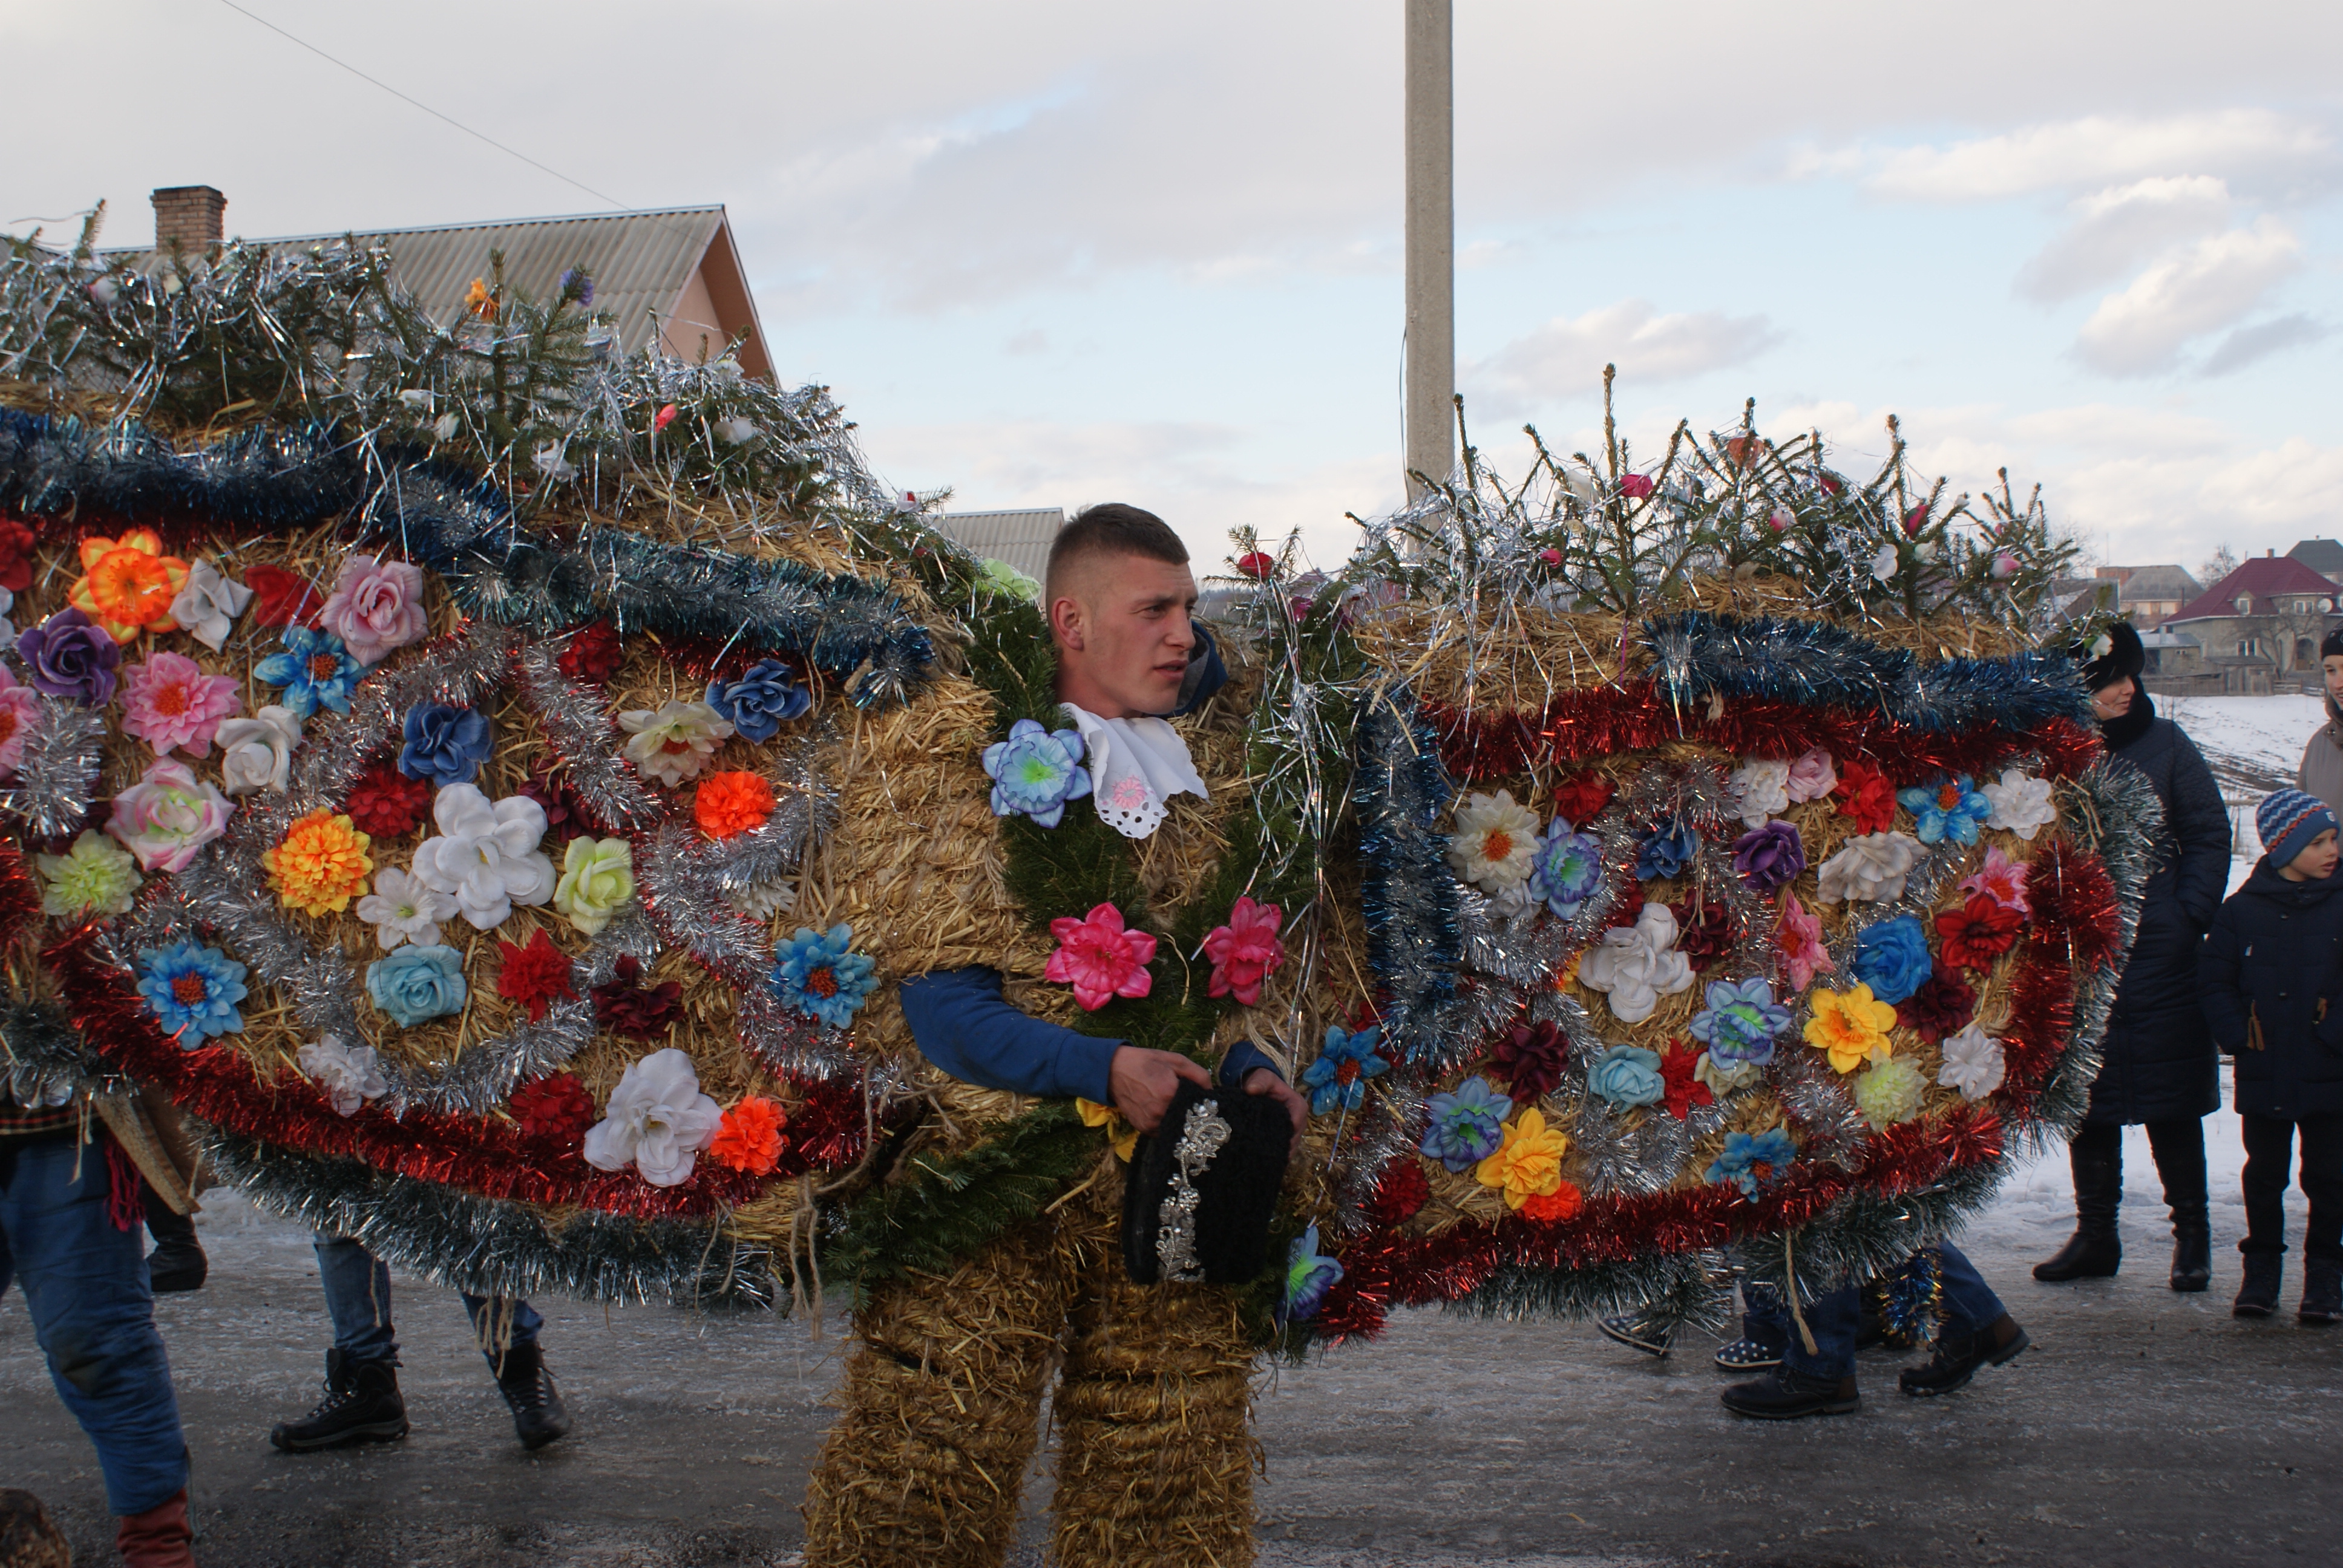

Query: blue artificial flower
left=1688, top=976, right=1792, bottom=1066
left=771, top=923, right=877, bottom=1029
left=1852, top=913, right=1933, bottom=1005
left=706, top=658, right=813, bottom=743
left=254, top=627, right=362, bottom=719
left=1420, top=1075, right=1514, bottom=1172
left=1587, top=1044, right=1666, bottom=1108
left=1279, top=1222, right=1344, bottom=1325
left=981, top=717, right=1091, bottom=828
left=398, top=702, right=492, bottom=786
left=1634, top=816, right=1699, bottom=881
left=367, top=943, right=467, bottom=1027
left=1896, top=774, right=1993, bottom=846
left=1301, top=1024, right=1389, bottom=1116
left=1706, top=1126, right=1798, bottom=1196
left=136, top=939, right=248, bottom=1044
left=1528, top=818, right=1605, bottom=919
left=558, top=267, right=594, bottom=306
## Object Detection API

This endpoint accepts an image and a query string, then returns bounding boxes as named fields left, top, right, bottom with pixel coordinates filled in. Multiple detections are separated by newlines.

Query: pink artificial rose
left=1045, top=901, right=1158, bottom=1011
left=1782, top=746, right=1837, bottom=804
left=106, top=759, right=233, bottom=873
left=1902, top=503, right=1929, bottom=536
left=1619, top=473, right=1656, bottom=500
left=1202, top=895, right=1285, bottom=1007
left=0, top=667, right=38, bottom=778
left=1959, top=845, right=2031, bottom=916
left=318, top=555, right=430, bottom=666
left=1775, top=892, right=1833, bottom=993
left=1992, top=554, right=2018, bottom=580
left=119, top=651, right=242, bottom=758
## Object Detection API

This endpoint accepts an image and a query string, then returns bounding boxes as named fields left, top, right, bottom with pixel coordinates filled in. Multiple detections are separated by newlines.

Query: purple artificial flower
left=16, top=608, right=121, bottom=705
left=1731, top=819, right=1806, bottom=894
left=559, top=268, right=595, bottom=306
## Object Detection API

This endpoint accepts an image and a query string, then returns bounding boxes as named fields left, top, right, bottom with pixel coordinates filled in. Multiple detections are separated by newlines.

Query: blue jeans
left=1739, top=1278, right=1789, bottom=1352
left=0, top=1133, right=189, bottom=1515
left=1783, top=1242, right=2004, bottom=1381
left=313, top=1233, right=540, bottom=1370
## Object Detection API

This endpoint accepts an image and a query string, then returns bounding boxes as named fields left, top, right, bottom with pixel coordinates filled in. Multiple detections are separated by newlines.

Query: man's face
left=1050, top=552, right=1199, bottom=719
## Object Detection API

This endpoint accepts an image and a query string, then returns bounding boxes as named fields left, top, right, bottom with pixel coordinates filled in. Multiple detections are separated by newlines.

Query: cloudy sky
left=8, top=1, right=2341, bottom=580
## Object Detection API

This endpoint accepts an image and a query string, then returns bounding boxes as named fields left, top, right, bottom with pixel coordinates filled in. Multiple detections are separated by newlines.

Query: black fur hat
left=2073, top=619, right=2145, bottom=691
left=1121, top=1079, right=1291, bottom=1285
left=2322, top=626, right=2343, bottom=661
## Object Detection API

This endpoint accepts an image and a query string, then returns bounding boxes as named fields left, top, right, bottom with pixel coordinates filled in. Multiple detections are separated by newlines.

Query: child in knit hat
left=2200, top=787, right=2343, bottom=1322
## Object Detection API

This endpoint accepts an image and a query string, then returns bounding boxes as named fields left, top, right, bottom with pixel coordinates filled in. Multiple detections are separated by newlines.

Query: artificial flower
left=1203, top=895, right=1285, bottom=1006
left=983, top=717, right=1091, bottom=827
left=495, top=928, right=577, bottom=1019
left=1696, top=1050, right=1763, bottom=1098
left=136, top=939, right=247, bottom=1042
left=555, top=620, right=624, bottom=684
left=1688, top=975, right=1792, bottom=1066
left=1708, top=1126, right=1797, bottom=1196
left=1671, top=897, right=1735, bottom=972
left=1279, top=1223, right=1344, bottom=1323
left=1938, top=1022, right=2008, bottom=1101
left=516, top=761, right=597, bottom=844
left=509, top=1072, right=594, bottom=1143
left=399, top=702, right=491, bottom=787
left=408, top=783, right=555, bottom=929
left=1851, top=913, right=1932, bottom=1005
left=1576, top=902, right=1694, bottom=1024
left=1804, top=982, right=1898, bottom=1073
left=355, top=865, right=457, bottom=950
left=709, top=1095, right=787, bottom=1175
left=119, top=652, right=241, bottom=757
left=0, top=666, right=38, bottom=776
left=1446, top=789, right=1541, bottom=893
left=0, top=517, right=33, bottom=593
left=1936, top=893, right=2025, bottom=972
left=1077, top=1097, right=1140, bottom=1161
left=318, top=554, right=430, bottom=665
left=1552, top=771, right=1616, bottom=826
left=1815, top=831, right=1923, bottom=904
left=1420, top=1075, right=1513, bottom=1170
left=705, top=658, right=813, bottom=743
left=1303, top=1024, right=1389, bottom=1116
left=215, top=705, right=303, bottom=795
left=1475, top=1106, right=1570, bottom=1210
left=583, top=1047, right=723, bottom=1187
left=1731, top=819, right=1806, bottom=894
left=618, top=699, right=734, bottom=788
left=1657, top=1039, right=1714, bottom=1120
left=1783, top=747, right=1837, bottom=803
left=695, top=770, right=775, bottom=839
left=1619, top=472, right=1656, bottom=500
left=1834, top=756, right=1896, bottom=835
left=1527, top=818, right=1605, bottom=919
left=1518, top=1180, right=1585, bottom=1222
left=594, top=954, right=684, bottom=1040
left=464, top=276, right=494, bottom=318
left=1900, top=967, right=1978, bottom=1044
left=68, top=530, right=187, bottom=642
left=254, top=626, right=361, bottom=717
left=1852, top=1053, right=1927, bottom=1131
left=1587, top=1044, right=1666, bottom=1108
left=105, top=760, right=232, bottom=873
left=298, top=1035, right=390, bottom=1116
left=1897, top=774, right=1993, bottom=846
left=168, top=559, right=255, bottom=651
left=1488, top=1019, right=1570, bottom=1102
left=1981, top=768, right=2058, bottom=841
left=1634, top=816, right=1699, bottom=881
left=244, top=563, right=325, bottom=628
left=15, top=608, right=120, bottom=705
left=1775, top=892, right=1833, bottom=991
left=1365, top=1159, right=1430, bottom=1226
left=1959, top=844, right=2031, bottom=916
left=38, top=829, right=141, bottom=917
left=553, top=835, right=635, bottom=935
left=366, top=943, right=467, bottom=1027
left=1731, top=758, right=1792, bottom=828
left=263, top=809, right=373, bottom=917
left=1869, top=542, right=1900, bottom=583
left=771, top=923, right=877, bottom=1028
left=1044, top=902, right=1157, bottom=1010
left=341, top=766, right=434, bottom=843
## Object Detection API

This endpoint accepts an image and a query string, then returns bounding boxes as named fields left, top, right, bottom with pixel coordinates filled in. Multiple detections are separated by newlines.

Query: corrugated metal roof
left=938, top=508, right=1064, bottom=581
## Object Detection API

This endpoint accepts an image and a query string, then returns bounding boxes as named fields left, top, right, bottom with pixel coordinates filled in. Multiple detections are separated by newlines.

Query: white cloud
left=2200, top=313, right=2330, bottom=377
left=2016, top=176, right=2234, bottom=301
left=2073, top=218, right=2304, bottom=374
left=1463, top=300, right=1780, bottom=416
left=1819, top=111, right=2335, bottom=201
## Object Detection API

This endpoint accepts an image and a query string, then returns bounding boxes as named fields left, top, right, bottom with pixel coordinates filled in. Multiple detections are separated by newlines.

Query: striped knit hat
left=2258, top=788, right=2338, bottom=870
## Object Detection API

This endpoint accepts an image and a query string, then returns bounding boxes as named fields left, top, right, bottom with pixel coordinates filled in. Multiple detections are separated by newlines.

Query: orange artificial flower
left=70, top=531, right=188, bottom=642
left=695, top=770, right=776, bottom=840
left=708, top=1095, right=787, bottom=1175
left=1518, top=1180, right=1585, bottom=1223
left=263, top=809, right=374, bottom=916
left=464, top=277, right=494, bottom=318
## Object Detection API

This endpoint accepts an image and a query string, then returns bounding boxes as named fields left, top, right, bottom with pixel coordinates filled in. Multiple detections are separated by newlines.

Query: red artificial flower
left=1659, top=1039, right=1713, bottom=1121
left=1604, top=881, right=1647, bottom=932
left=1900, top=967, right=1977, bottom=1045
left=1671, top=897, right=1735, bottom=973
left=342, top=762, right=433, bottom=839
left=1044, top=903, right=1157, bottom=1011
left=1550, top=769, right=1616, bottom=828
left=1937, top=894, right=2025, bottom=972
left=1538, top=547, right=1562, bottom=566
left=1836, top=756, right=1896, bottom=836
left=1518, top=1180, right=1585, bottom=1223
left=653, top=403, right=679, bottom=434
left=246, top=563, right=326, bottom=629
left=709, top=1095, right=787, bottom=1175
left=1202, top=895, right=1284, bottom=1006
left=1365, top=1158, right=1429, bottom=1227
left=1236, top=551, right=1276, bottom=580
left=517, top=761, right=598, bottom=844
left=1819, top=476, right=1844, bottom=495
left=0, top=517, right=35, bottom=593
left=592, top=955, right=684, bottom=1041
left=508, top=1073, right=594, bottom=1144
left=496, top=929, right=575, bottom=1022
left=1618, top=472, right=1656, bottom=500
left=1902, top=503, right=1929, bottom=536
left=555, top=620, right=624, bottom=684
left=1489, top=1018, right=1570, bottom=1103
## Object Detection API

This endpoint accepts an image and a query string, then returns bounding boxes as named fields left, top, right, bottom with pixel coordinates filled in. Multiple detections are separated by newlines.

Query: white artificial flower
left=397, top=388, right=434, bottom=409
left=214, top=705, right=303, bottom=796
left=354, top=865, right=460, bottom=950
left=1981, top=767, right=2059, bottom=841
left=1815, top=831, right=1924, bottom=904
left=1938, top=1022, right=2007, bottom=1101
left=618, top=699, right=735, bottom=788
left=1575, top=902, right=1694, bottom=1024
left=168, top=559, right=255, bottom=652
left=432, top=411, right=461, bottom=442
left=582, top=1047, right=723, bottom=1187
left=1696, top=1050, right=1762, bottom=1097
left=1730, top=758, right=1793, bottom=828
left=716, top=416, right=761, bottom=445
left=298, top=1034, right=390, bottom=1117
left=1445, top=789, right=1541, bottom=893
left=1869, top=543, right=1899, bottom=583
left=727, top=877, right=797, bottom=921
left=408, top=783, right=555, bottom=930
left=532, top=441, right=577, bottom=482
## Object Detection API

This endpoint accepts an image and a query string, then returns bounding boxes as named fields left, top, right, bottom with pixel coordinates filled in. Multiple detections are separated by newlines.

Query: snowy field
left=2158, top=691, right=2323, bottom=893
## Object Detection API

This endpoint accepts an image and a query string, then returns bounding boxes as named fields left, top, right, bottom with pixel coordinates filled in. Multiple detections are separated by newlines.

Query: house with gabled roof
left=2093, top=564, right=2201, bottom=629
left=2164, top=552, right=2343, bottom=676
left=2290, top=538, right=2343, bottom=585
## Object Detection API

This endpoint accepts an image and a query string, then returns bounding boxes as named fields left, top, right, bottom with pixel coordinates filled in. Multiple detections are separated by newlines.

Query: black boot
left=269, top=1349, right=408, bottom=1451
left=491, top=1341, right=571, bottom=1451
left=1898, top=1312, right=2030, bottom=1396
left=2169, top=1204, right=2212, bottom=1293
left=2034, top=1142, right=2122, bottom=1281
left=2299, top=1256, right=2342, bottom=1325
left=1719, top=1364, right=1860, bottom=1420
left=142, top=1204, right=206, bottom=1295
left=2234, top=1251, right=2284, bottom=1319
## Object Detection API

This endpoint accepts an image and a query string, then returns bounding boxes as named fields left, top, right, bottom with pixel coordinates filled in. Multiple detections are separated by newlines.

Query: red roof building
left=2166, top=553, right=2341, bottom=676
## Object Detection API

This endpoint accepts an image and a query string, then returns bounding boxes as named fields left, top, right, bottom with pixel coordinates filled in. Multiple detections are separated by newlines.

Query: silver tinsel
left=0, top=693, right=105, bottom=838
left=512, top=636, right=661, bottom=833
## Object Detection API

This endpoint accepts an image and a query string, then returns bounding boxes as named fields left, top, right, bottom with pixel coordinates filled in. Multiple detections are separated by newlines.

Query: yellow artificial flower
left=464, top=276, right=495, bottom=318
left=263, top=809, right=374, bottom=917
left=1475, top=1106, right=1569, bottom=1210
left=1076, top=1097, right=1139, bottom=1161
left=1803, top=982, right=1898, bottom=1073
left=68, top=530, right=188, bottom=642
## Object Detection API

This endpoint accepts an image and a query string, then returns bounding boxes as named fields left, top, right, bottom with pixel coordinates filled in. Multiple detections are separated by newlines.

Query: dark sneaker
left=269, top=1350, right=407, bottom=1451
left=1713, top=1337, right=1784, bottom=1371
left=2235, top=1252, right=2284, bottom=1319
left=492, top=1342, right=571, bottom=1451
left=143, top=1208, right=208, bottom=1295
left=1720, top=1365, right=1860, bottom=1420
left=1898, top=1313, right=2028, bottom=1397
left=2299, top=1257, right=2342, bottom=1326
left=1596, top=1313, right=1672, bottom=1359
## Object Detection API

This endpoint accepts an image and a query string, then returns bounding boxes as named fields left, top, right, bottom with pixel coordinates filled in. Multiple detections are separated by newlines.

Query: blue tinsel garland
left=1354, top=685, right=1460, bottom=1063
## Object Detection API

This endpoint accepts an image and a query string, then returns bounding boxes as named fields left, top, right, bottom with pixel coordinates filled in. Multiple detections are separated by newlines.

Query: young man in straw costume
left=799, top=504, right=1305, bottom=1567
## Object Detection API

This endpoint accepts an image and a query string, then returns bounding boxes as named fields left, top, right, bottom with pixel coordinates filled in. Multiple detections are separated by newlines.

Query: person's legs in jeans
left=1777, top=1284, right=1860, bottom=1383
left=461, top=1294, right=542, bottom=1374
left=313, top=1233, right=399, bottom=1363
left=2238, top=1113, right=2295, bottom=1255
left=1932, top=1244, right=2010, bottom=1338
left=1740, top=1278, right=1789, bottom=1351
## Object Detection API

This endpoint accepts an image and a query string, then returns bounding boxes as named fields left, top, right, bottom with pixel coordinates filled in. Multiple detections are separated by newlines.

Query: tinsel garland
left=0, top=694, right=108, bottom=840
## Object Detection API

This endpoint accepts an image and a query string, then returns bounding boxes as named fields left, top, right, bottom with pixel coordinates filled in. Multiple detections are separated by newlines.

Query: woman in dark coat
left=2036, top=621, right=2233, bottom=1290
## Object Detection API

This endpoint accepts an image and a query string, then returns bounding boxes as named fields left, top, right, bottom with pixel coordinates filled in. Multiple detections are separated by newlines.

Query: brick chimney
left=151, top=186, right=227, bottom=253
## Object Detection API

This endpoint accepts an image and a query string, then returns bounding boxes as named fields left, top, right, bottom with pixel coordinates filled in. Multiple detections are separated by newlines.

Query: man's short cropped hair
left=1044, top=503, right=1188, bottom=610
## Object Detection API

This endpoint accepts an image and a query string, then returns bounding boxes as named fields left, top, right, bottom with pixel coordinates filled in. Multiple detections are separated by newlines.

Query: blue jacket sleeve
left=1217, top=1037, right=1283, bottom=1087
left=898, top=967, right=1119, bottom=1103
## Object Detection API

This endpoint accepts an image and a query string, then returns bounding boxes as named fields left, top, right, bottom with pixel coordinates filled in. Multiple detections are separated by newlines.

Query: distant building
left=2289, top=538, right=2343, bottom=584
left=2094, top=564, right=2202, bottom=629
left=935, top=508, right=1064, bottom=583
left=2165, top=552, right=2342, bottom=675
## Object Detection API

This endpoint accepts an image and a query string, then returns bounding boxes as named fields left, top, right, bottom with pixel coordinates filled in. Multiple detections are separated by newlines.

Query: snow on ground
left=2156, top=691, right=2323, bottom=892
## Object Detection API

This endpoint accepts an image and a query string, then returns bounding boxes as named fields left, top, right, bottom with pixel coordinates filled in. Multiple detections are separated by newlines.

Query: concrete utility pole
left=1403, top=0, right=1455, bottom=500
